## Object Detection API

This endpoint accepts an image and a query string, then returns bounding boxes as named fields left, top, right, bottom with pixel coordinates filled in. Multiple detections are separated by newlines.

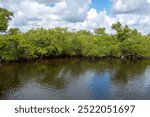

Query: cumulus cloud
left=111, top=0, right=150, bottom=33
left=111, top=0, right=149, bottom=14
left=0, top=0, right=150, bottom=34
left=1, top=0, right=114, bottom=32
left=75, top=8, right=115, bottom=33
left=0, top=0, right=94, bottom=30
left=59, top=8, right=115, bottom=34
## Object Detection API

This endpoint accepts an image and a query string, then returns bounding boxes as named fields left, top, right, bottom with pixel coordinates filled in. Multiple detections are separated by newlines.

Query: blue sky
left=91, top=0, right=111, bottom=12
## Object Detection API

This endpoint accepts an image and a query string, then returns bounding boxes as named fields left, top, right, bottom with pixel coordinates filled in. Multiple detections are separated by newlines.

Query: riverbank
left=0, top=23, right=150, bottom=62
left=1, top=55, right=150, bottom=64
left=0, top=7, right=150, bottom=64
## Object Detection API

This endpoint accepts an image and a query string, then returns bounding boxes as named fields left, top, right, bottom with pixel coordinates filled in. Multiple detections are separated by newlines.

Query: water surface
left=0, top=59, right=150, bottom=100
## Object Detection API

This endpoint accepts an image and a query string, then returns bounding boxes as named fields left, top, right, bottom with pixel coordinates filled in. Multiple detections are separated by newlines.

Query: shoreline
left=0, top=56, right=150, bottom=64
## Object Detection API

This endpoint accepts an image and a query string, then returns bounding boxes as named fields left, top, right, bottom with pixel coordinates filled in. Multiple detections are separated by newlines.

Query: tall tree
left=111, top=22, right=130, bottom=42
left=0, top=7, right=13, bottom=33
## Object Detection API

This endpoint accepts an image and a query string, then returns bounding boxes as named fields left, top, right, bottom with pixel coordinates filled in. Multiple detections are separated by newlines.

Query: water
left=0, top=58, right=150, bottom=100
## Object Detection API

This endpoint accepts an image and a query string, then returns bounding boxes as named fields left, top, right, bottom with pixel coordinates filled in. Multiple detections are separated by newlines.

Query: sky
left=90, top=0, right=111, bottom=12
left=0, top=0, right=150, bottom=33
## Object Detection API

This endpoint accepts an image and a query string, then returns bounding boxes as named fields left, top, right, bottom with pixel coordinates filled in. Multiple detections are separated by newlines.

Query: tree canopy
left=0, top=7, right=150, bottom=62
left=0, top=7, right=13, bottom=33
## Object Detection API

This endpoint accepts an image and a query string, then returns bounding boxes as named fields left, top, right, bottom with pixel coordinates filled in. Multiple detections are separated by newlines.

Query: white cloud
left=1, top=0, right=150, bottom=34
left=76, top=8, right=115, bottom=33
left=111, top=0, right=149, bottom=14
left=1, top=0, right=93, bottom=31
left=1, top=0, right=114, bottom=32
left=111, top=0, right=150, bottom=34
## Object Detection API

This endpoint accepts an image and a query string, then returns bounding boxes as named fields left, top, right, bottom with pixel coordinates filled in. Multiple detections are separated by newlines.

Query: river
left=0, top=59, right=150, bottom=100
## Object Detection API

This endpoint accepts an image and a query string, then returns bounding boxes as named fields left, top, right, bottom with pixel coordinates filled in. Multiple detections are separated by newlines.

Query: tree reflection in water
left=0, top=59, right=150, bottom=100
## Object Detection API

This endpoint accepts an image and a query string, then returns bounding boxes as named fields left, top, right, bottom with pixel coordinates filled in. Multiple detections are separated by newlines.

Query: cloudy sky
left=0, top=0, right=150, bottom=33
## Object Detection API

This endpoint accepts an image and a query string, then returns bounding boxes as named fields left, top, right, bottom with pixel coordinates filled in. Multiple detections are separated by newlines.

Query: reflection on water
left=0, top=59, right=150, bottom=100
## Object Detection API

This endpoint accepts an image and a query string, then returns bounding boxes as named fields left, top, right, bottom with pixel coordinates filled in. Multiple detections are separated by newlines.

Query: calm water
left=0, top=59, right=150, bottom=100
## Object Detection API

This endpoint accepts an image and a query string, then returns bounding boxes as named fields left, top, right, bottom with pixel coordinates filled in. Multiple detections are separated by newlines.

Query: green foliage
left=120, top=36, right=150, bottom=58
left=94, top=28, right=106, bottom=36
left=0, top=23, right=150, bottom=62
left=0, top=7, right=13, bottom=33
left=0, top=6, right=150, bottom=62
left=8, top=28, right=21, bottom=35
left=112, top=22, right=131, bottom=42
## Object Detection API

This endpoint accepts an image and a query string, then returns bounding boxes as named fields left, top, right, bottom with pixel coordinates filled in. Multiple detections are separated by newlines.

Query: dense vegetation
left=0, top=7, right=150, bottom=62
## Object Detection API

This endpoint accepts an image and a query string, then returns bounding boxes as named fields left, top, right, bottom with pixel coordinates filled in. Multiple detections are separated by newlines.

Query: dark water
left=0, top=59, right=150, bottom=100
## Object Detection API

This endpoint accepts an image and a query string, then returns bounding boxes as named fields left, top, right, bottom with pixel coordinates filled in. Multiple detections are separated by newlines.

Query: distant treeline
left=0, top=7, right=150, bottom=62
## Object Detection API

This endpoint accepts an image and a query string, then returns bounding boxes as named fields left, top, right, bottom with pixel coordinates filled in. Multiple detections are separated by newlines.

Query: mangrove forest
left=0, top=7, right=150, bottom=62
